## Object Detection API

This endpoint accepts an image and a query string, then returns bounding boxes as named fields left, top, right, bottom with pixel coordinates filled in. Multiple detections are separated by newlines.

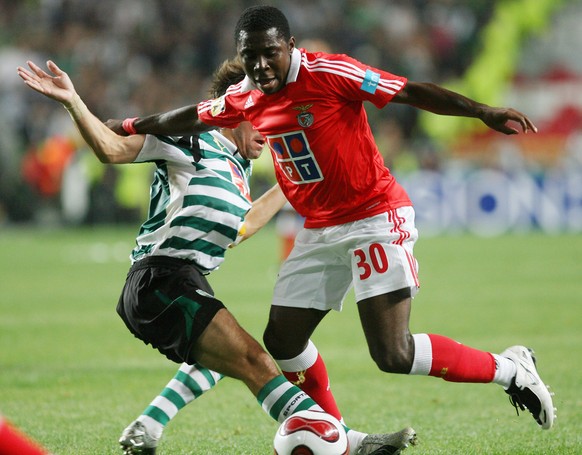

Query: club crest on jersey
left=267, top=130, right=323, bottom=184
left=292, top=104, right=314, bottom=128
left=210, top=95, right=226, bottom=117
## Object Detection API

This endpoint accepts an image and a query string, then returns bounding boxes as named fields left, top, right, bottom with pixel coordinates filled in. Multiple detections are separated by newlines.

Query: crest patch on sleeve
left=210, top=95, right=226, bottom=117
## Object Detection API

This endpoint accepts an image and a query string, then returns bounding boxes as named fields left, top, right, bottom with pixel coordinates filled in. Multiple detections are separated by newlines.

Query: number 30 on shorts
left=354, top=243, right=389, bottom=280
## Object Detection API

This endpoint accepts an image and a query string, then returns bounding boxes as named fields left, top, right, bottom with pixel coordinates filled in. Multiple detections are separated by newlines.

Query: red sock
left=282, top=353, right=343, bottom=421
left=428, top=334, right=496, bottom=383
left=0, top=419, right=49, bottom=455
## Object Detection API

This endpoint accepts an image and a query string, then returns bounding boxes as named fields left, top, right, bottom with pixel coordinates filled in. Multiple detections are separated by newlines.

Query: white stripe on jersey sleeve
left=301, top=54, right=405, bottom=95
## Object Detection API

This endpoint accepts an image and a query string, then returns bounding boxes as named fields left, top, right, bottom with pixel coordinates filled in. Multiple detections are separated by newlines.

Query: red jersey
left=198, top=48, right=412, bottom=228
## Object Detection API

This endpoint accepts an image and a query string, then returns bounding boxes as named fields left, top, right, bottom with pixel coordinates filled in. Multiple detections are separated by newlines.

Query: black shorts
left=117, top=256, right=225, bottom=364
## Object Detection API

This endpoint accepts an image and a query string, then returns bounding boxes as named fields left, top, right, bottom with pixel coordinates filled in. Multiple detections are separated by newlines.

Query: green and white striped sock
left=137, top=362, right=223, bottom=438
left=256, top=375, right=323, bottom=423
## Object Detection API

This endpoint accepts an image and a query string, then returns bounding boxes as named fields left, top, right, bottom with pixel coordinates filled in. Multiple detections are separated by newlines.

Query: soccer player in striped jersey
left=18, top=59, right=416, bottom=455
left=104, top=4, right=556, bottom=437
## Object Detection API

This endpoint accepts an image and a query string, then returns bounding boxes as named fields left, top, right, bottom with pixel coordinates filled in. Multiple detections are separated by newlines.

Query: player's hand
left=17, top=60, right=76, bottom=106
left=480, top=106, right=538, bottom=135
left=104, top=119, right=129, bottom=136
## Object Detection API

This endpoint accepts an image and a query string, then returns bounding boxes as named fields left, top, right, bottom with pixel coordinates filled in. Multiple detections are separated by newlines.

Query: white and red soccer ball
left=273, top=410, right=349, bottom=455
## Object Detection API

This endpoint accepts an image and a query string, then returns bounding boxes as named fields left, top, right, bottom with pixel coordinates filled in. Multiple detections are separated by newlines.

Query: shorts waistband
left=129, top=256, right=202, bottom=273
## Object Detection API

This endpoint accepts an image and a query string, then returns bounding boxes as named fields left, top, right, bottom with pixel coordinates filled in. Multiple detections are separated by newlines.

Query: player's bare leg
left=263, top=306, right=416, bottom=453
left=264, top=307, right=343, bottom=418
left=358, top=287, right=555, bottom=429
left=357, top=288, right=415, bottom=374
left=193, top=308, right=328, bottom=420
left=194, top=309, right=279, bottom=394
left=120, top=309, right=324, bottom=454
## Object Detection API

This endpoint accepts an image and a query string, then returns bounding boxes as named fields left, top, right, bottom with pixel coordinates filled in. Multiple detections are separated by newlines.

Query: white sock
left=409, top=333, right=432, bottom=375
left=346, top=429, right=367, bottom=452
left=276, top=339, right=318, bottom=371
left=136, top=415, right=164, bottom=440
left=492, top=354, right=517, bottom=389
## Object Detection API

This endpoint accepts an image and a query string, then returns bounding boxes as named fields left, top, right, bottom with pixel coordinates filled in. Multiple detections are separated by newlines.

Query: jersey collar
left=286, top=48, right=302, bottom=83
left=240, top=48, right=302, bottom=92
left=208, top=130, right=237, bottom=156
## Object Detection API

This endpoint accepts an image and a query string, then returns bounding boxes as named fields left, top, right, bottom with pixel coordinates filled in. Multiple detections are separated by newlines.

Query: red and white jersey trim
left=301, top=54, right=405, bottom=95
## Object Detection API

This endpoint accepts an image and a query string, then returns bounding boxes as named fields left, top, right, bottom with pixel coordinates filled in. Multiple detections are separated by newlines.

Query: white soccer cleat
left=501, top=345, right=556, bottom=429
left=356, top=427, right=417, bottom=455
left=119, top=420, right=159, bottom=455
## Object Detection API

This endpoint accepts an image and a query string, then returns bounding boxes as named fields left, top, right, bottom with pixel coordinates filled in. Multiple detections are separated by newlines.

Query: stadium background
left=1, top=0, right=581, bottom=235
left=1, top=2, right=582, bottom=454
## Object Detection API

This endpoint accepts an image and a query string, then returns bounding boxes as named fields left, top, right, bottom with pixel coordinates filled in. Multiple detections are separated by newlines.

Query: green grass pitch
left=1, top=225, right=581, bottom=454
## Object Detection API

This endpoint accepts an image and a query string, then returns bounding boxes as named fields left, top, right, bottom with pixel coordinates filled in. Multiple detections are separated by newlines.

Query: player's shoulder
left=157, top=134, right=201, bottom=149
left=148, top=134, right=203, bottom=163
left=300, top=48, right=356, bottom=63
left=299, top=48, right=364, bottom=77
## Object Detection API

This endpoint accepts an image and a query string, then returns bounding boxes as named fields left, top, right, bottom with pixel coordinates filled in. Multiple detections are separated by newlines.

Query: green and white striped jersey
left=130, top=130, right=252, bottom=272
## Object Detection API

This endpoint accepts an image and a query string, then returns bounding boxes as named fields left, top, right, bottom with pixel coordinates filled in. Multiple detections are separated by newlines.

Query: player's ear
left=288, top=36, right=296, bottom=54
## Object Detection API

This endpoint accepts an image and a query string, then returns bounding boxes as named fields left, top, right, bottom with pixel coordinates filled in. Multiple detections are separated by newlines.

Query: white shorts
left=272, top=207, right=420, bottom=311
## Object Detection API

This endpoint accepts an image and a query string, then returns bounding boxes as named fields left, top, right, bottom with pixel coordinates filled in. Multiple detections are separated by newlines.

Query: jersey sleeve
left=197, top=94, right=245, bottom=129
left=312, top=52, right=408, bottom=109
left=133, top=134, right=166, bottom=163
left=133, top=135, right=195, bottom=164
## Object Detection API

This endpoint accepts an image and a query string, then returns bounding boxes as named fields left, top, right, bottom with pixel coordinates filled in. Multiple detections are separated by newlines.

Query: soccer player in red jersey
left=19, top=57, right=417, bottom=455
left=0, top=416, right=50, bottom=455
left=109, top=5, right=555, bottom=434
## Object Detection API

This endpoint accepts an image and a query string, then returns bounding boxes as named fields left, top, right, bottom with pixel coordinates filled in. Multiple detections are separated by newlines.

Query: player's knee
left=263, top=328, right=303, bottom=360
left=263, top=326, right=289, bottom=359
left=370, top=343, right=413, bottom=374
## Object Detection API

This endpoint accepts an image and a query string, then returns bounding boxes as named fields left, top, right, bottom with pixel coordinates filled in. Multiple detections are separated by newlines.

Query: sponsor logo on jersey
left=292, top=104, right=314, bottom=128
left=361, top=69, right=381, bottom=94
left=244, top=95, right=255, bottom=109
left=228, top=160, right=251, bottom=201
left=267, top=131, right=323, bottom=184
left=210, top=95, right=226, bottom=117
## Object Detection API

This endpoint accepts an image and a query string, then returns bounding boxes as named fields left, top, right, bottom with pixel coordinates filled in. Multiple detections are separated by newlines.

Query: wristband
left=122, top=117, right=138, bottom=135
left=228, top=223, right=246, bottom=248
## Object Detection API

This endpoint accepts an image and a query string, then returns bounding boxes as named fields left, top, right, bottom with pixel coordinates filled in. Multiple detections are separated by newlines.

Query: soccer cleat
left=356, top=427, right=417, bottom=455
left=119, top=420, right=159, bottom=455
left=501, top=345, right=556, bottom=430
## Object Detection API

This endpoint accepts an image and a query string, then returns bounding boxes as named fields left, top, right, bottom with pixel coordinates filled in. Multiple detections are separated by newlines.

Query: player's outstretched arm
left=393, top=81, right=538, bottom=135
left=230, top=184, right=288, bottom=247
left=106, top=104, right=212, bottom=137
left=17, top=60, right=144, bottom=163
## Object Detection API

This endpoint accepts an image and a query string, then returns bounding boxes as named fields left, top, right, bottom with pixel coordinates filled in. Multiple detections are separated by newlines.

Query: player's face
left=231, top=121, right=265, bottom=160
left=237, top=27, right=295, bottom=95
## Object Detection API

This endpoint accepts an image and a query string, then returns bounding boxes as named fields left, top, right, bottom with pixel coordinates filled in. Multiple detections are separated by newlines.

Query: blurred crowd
left=0, top=0, right=570, bottom=225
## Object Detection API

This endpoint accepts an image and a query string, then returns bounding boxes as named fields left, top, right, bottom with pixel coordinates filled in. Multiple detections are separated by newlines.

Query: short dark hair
left=209, top=58, right=246, bottom=98
left=234, top=5, right=291, bottom=44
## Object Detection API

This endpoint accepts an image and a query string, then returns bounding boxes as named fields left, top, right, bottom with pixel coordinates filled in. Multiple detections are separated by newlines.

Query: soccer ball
left=273, top=410, right=349, bottom=455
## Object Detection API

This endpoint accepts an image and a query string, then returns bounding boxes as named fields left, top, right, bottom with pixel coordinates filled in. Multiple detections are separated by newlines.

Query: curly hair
left=209, top=58, right=246, bottom=98
left=234, top=5, right=291, bottom=44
